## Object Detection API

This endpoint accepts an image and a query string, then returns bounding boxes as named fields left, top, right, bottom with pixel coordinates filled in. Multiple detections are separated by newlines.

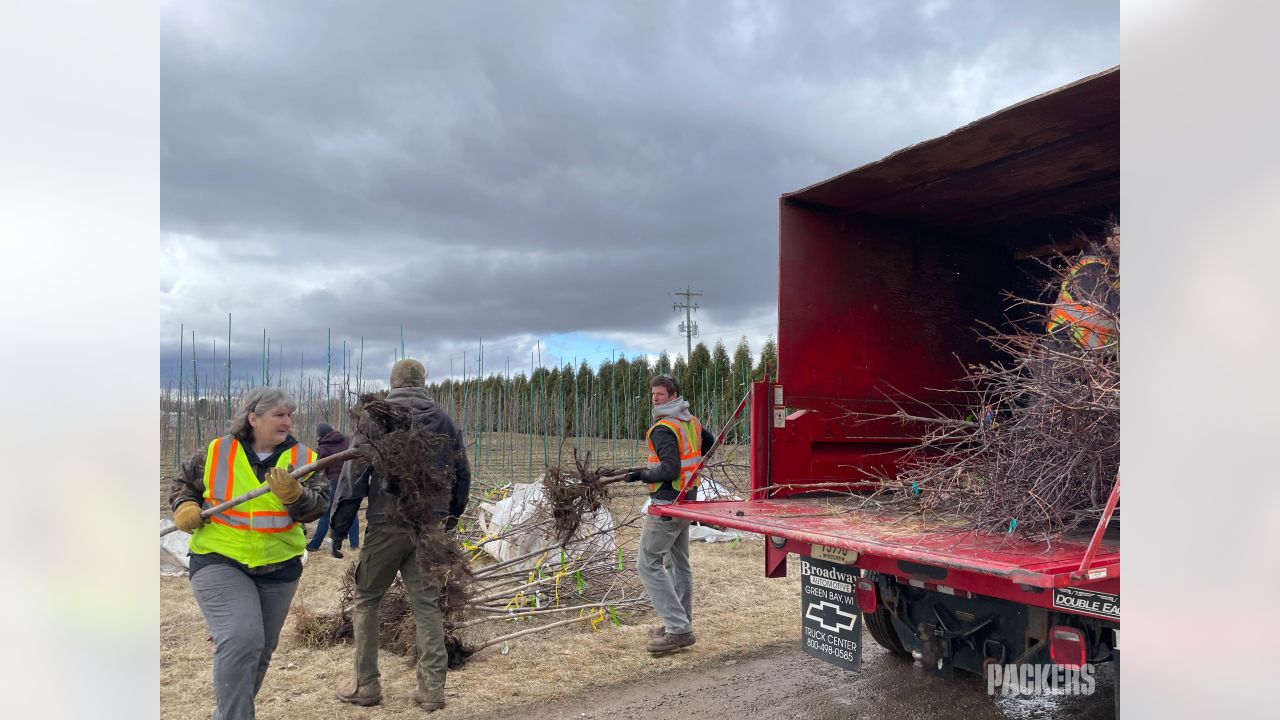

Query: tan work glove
left=174, top=501, right=205, bottom=533
left=266, top=466, right=303, bottom=504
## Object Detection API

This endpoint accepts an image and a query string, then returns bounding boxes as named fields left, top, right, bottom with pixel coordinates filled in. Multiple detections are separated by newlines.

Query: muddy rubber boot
left=413, top=691, right=446, bottom=712
left=647, top=630, right=695, bottom=655
left=648, top=625, right=667, bottom=639
left=336, top=677, right=383, bottom=707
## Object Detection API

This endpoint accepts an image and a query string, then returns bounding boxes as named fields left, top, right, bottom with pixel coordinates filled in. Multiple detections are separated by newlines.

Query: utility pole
left=673, top=287, right=702, bottom=361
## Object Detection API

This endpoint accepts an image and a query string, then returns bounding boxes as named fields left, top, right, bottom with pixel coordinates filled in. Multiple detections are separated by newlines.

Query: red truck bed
left=649, top=68, right=1121, bottom=628
left=650, top=497, right=1118, bottom=590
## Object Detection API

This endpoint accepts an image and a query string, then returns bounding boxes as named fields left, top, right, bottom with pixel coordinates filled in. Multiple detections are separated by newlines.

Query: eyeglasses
left=656, top=373, right=675, bottom=380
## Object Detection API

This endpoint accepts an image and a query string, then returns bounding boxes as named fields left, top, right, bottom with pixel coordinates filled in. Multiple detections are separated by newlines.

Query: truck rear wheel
left=864, top=605, right=911, bottom=659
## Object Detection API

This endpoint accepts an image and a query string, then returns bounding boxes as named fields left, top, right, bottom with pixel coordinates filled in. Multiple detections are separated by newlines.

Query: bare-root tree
left=844, top=242, right=1120, bottom=537
left=293, top=412, right=652, bottom=666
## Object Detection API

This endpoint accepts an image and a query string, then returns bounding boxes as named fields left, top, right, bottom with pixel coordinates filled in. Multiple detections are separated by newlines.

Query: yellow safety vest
left=1046, top=255, right=1119, bottom=350
left=645, top=416, right=704, bottom=493
left=188, top=435, right=317, bottom=567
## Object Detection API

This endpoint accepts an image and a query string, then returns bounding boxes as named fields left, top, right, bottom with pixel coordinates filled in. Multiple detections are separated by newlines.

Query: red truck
left=652, top=67, right=1120, bottom=705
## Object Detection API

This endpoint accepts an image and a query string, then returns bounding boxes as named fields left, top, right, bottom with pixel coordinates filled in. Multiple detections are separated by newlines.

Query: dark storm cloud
left=161, top=0, right=1117, bottom=378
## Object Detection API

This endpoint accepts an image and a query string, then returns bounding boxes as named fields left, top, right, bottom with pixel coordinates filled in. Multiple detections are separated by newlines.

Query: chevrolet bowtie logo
left=805, top=601, right=858, bottom=633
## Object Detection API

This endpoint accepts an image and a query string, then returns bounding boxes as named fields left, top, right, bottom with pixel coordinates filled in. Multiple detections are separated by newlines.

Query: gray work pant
left=637, top=500, right=694, bottom=634
left=190, top=563, right=299, bottom=720
left=353, top=524, right=448, bottom=701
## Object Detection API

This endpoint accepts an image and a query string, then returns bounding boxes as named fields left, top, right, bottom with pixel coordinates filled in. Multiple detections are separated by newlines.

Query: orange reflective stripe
left=1049, top=293, right=1116, bottom=348
left=208, top=516, right=296, bottom=532
left=203, top=435, right=240, bottom=502
left=207, top=436, right=222, bottom=500
left=645, top=416, right=703, bottom=492
left=256, top=525, right=299, bottom=534
left=208, top=513, right=250, bottom=529
left=226, top=439, right=239, bottom=498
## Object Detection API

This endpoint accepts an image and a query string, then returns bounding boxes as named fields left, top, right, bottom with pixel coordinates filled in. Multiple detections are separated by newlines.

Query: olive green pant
left=352, top=524, right=447, bottom=701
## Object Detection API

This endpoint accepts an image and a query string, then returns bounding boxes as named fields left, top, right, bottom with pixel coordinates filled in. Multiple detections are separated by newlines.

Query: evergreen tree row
left=427, top=337, right=776, bottom=441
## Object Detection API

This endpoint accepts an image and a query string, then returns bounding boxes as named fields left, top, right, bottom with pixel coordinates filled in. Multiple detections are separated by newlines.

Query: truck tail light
left=1049, top=626, right=1087, bottom=668
left=855, top=578, right=877, bottom=614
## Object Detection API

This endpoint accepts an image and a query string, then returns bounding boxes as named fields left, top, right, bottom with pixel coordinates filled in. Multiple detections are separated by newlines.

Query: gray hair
left=230, top=387, right=297, bottom=442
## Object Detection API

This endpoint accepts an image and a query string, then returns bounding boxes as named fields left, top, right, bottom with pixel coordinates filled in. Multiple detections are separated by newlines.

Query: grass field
left=159, top=436, right=797, bottom=719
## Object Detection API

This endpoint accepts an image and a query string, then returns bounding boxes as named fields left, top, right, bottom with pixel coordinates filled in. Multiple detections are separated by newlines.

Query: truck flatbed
left=650, top=497, right=1119, bottom=590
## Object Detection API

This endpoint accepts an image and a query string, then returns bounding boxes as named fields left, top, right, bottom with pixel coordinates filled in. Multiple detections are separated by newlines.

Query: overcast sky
left=160, top=0, right=1118, bottom=388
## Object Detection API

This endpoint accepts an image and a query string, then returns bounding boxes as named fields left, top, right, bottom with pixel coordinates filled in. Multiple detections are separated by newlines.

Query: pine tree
left=596, top=359, right=614, bottom=438
left=613, top=354, right=630, bottom=439
left=629, top=355, right=653, bottom=437
left=755, top=336, right=778, bottom=380
left=656, top=350, right=672, bottom=375
left=732, top=336, right=753, bottom=392
left=712, top=340, right=732, bottom=417
left=687, top=342, right=711, bottom=405
left=575, top=361, right=594, bottom=437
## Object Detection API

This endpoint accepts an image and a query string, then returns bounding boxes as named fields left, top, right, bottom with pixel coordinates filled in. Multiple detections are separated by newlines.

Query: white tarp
left=640, top=478, right=746, bottom=543
left=160, top=519, right=190, bottom=576
left=475, top=482, right=618, bottom=570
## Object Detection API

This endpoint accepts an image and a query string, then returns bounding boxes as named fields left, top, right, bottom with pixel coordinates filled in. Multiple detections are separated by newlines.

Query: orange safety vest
left=1046, top=255, right=1119, bottom=350
left=645, top=416, right=704, bottom=493
left=187, top=435, right=317, bottom=567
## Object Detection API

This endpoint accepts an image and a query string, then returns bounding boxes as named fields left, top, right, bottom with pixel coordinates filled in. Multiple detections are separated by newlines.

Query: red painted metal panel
left=749, top=375, right=770, bottom=496
left=649, top=498, right=1118, bottom=591
left=761, top=535, right=1118, bottom=621
left=774, top=210, right=1015, bottom=486
left=777, top=208, right=1011, bottom=407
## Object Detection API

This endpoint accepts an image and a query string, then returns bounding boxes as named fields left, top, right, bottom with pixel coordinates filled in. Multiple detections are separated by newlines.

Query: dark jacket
left=631, top=420, right=716, bottom=501
left=315, top=429, right=351, bottom=486
left=329, top=386, right=471, bottom=537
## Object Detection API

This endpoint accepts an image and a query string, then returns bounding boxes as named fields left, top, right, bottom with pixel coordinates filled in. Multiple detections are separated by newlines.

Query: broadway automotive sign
left=800, top=556, right=862, bottom=670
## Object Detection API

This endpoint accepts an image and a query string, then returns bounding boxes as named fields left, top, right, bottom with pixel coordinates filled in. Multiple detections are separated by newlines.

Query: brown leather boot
left=648, top=625, right=666, bottom=639
left=336, top=676, right=383, bottom=707
left=413, top=690, right=446, bottom=712
left=647, top=630, right=695, bottom=655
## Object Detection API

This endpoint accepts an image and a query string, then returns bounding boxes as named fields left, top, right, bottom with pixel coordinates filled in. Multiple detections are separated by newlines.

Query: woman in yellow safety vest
left=169, top=387, right=330, bottom=720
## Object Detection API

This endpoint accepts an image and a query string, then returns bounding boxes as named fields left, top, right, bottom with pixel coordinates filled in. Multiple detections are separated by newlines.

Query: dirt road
left=489, top=641, right=1116, bottom=720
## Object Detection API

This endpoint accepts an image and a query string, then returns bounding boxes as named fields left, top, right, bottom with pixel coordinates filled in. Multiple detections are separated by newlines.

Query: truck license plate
left=811, top=544, right=857, bottom=565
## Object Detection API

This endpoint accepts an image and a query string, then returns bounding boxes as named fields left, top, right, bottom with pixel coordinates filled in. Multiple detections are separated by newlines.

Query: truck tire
left=864, top=605, right=911, bottom=660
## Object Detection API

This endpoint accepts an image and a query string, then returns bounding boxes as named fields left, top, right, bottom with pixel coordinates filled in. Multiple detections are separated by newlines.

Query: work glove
left=174, top=501, right=205, bottom=533
left=266, top=466, right=303, bottom=504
